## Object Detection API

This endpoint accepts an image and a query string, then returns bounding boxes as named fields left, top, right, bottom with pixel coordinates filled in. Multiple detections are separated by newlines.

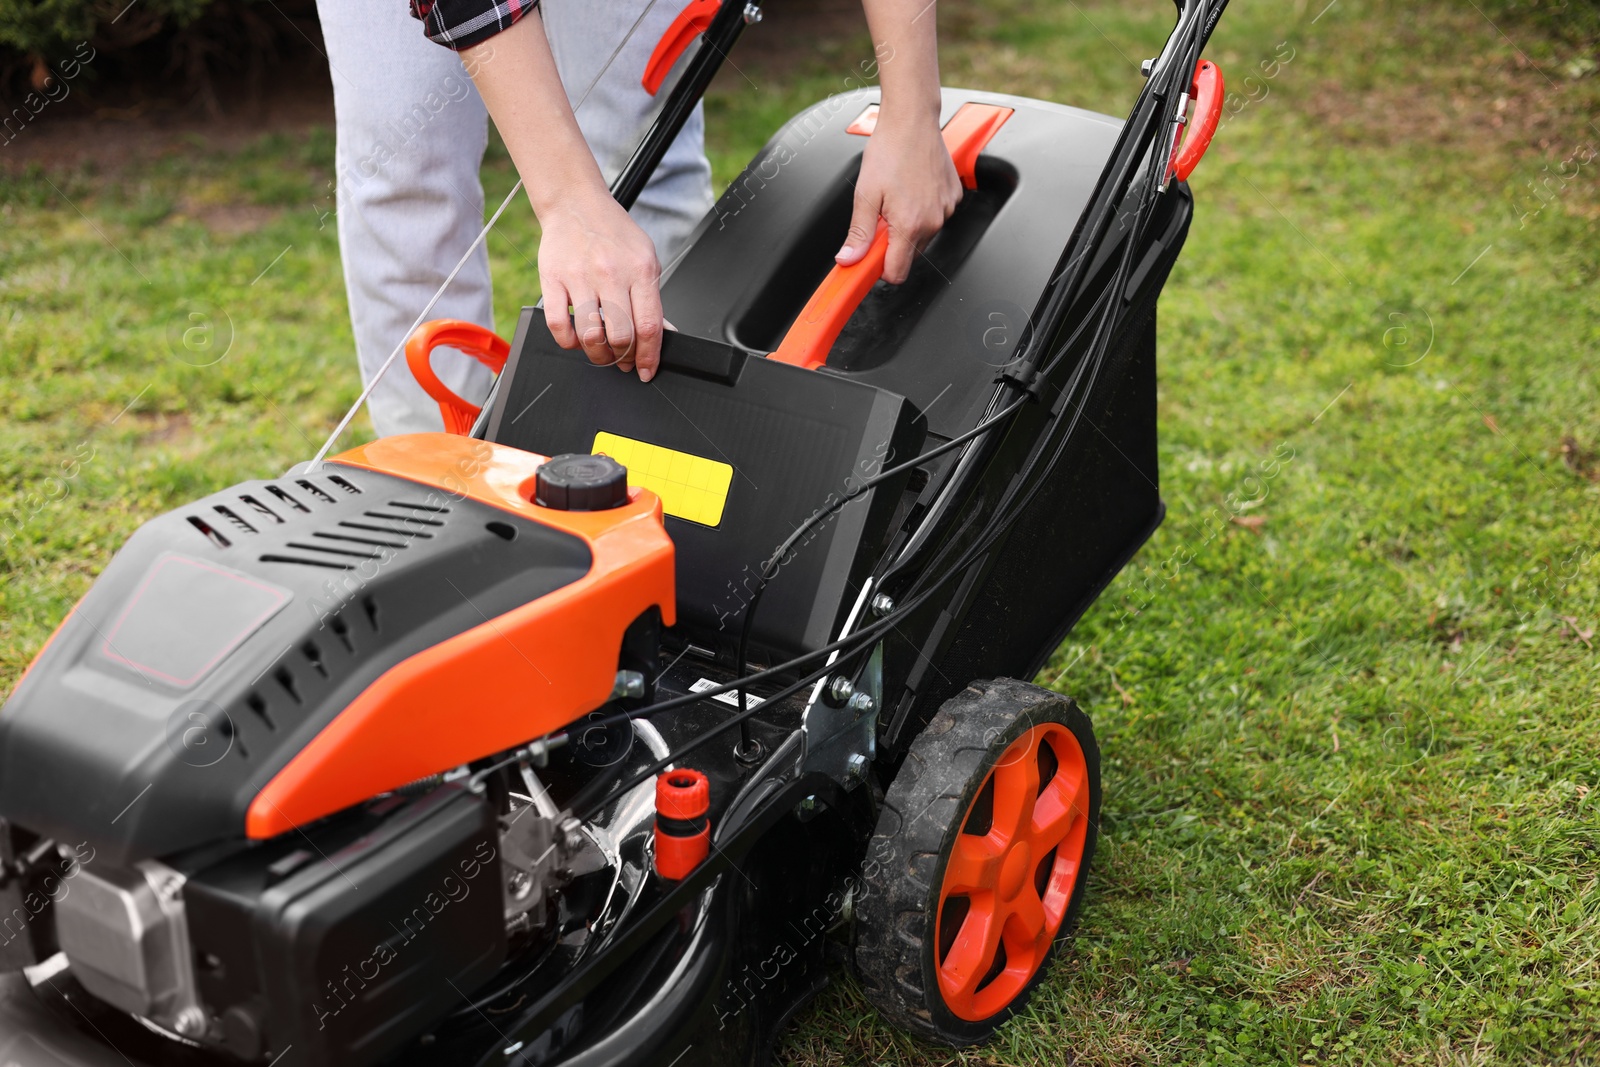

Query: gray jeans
left=316, top=0, right=716, bottom=436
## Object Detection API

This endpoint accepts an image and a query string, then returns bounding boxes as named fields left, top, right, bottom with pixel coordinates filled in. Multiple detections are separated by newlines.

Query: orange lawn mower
left=0, top=1, right=1227, bottom=1063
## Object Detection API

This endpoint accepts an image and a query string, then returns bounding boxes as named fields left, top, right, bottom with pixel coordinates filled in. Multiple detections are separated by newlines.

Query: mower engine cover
left=0, top=436, right=673, bottom=866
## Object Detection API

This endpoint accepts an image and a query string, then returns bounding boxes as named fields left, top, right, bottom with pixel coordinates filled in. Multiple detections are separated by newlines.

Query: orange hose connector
left=654, top=768, right=711, bottom=880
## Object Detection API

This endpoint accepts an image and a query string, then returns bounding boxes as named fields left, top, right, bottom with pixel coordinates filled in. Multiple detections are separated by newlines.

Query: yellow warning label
left=592, top=432, right=734, bottom=527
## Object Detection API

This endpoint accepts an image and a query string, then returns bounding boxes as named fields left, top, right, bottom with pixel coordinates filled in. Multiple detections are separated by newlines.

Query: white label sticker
left=690, top=677, right=766, bottom=708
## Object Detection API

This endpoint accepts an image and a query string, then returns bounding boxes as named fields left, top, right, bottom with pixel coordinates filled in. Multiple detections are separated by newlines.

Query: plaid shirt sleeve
left=410, top=0, right=539, bottom=51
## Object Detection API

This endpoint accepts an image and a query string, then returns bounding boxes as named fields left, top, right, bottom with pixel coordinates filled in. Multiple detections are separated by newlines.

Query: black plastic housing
left=183, top=786, right=505, bottom=1067
left=486, top=330, right=925, bottom=660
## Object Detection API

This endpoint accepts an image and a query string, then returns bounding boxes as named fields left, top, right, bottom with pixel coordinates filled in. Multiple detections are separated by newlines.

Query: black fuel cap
left=535, top=454, right=630, bottom=511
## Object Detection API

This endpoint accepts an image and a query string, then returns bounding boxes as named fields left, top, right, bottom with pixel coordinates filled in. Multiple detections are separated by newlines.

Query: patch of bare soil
left=1306, top=60, right=1594, bottom=161
left=174, top=199, right=285, bottom=236
left=731, top=0, right=870, bottom=73
left=127, top=411, right=195, bottom=446
left=1300, top=7, right=1600, bottom=218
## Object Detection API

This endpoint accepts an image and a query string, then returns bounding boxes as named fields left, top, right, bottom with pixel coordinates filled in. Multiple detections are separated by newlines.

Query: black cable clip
left=995, top=361, right=1045, bottom=403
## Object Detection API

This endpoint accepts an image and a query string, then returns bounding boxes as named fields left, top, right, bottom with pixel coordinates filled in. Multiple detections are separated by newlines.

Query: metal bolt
left=847, top=690, right=875, bottom=715
left=743, top=2, right=763, bottom=23
left=826, top=675, right=856, bottom=707
left=612, top=670, right=646, bottom=699
left=172, top=1007, right=208, bottom=1038
left=508, top=870, right=533, bottom=901
left=560, top=818, right=586, bottom=854
left=869, top=593, right=895, bottom=617
left=846, top=753, right=869, bottom=781
left=1140, top=58, right=1154, bottom=78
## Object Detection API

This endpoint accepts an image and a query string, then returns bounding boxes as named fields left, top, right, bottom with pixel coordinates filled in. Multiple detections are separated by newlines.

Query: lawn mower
left=0, top=1, right=1228, bottom=1063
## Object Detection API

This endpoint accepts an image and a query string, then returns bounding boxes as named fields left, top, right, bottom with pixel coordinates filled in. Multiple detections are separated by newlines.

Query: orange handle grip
left=404, top=319, right=510, bottom=436
left=769, top=102, right=1014, bottom=371
left=642, top=0, right=720, bottom=96
left=1171, top=59, right=1224, bottom=181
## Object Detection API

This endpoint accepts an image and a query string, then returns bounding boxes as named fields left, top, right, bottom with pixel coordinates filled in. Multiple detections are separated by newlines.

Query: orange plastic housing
left=405, top=319, right=511, bottom=436
left=1171, top=59, right=1224, bottom=182
left=642, top=0, right=720, bottom=95
left=244, top=433, right=676, bottom=840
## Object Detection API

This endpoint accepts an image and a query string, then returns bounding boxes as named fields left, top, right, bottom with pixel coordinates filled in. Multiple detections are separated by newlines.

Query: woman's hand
left=840, top=0, right=959, bottom=284
left=536, top=191, right=665, bottom=381
left=465, top=15, right=665, bottom=381
left=836, top=112, right=962, bottom=284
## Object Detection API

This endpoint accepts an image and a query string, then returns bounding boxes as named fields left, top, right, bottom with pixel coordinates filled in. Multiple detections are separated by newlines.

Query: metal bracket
left=801, top=580, right=883, bottom=784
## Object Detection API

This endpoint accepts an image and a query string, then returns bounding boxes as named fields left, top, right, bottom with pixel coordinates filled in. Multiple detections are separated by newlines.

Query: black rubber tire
left=854, top=678, right=1101, bottom=1046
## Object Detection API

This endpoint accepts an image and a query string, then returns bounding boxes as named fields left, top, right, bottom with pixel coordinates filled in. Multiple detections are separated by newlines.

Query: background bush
left=0, top=0, right=319, bottom=100
left=1, top=0, right=206, bottom=55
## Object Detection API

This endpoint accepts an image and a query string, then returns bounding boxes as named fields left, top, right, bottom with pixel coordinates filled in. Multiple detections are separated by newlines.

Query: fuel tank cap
left=534, top=453, right=629, bottom=511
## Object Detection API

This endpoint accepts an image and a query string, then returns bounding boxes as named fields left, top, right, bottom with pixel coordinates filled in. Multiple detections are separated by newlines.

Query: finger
left=836, top=188, right=881, bottom=265
left=883, top=221, right=915, bottom=285
left=600, top=286, right=635, bottom=369
left=629, top=280, right=665, bottom=383
left=543, top=282, right=577, bottom=349
left=572, top=296, right=615, bottom=366
left=604, top=298, right=635, bottom=374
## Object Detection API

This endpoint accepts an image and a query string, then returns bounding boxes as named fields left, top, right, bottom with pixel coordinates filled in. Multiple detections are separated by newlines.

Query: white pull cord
left=308, top=0, right=666, bottom=469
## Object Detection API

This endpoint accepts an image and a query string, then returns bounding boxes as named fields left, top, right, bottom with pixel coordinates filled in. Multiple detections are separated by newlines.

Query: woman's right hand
left=536, top=190, right=666, bottom=382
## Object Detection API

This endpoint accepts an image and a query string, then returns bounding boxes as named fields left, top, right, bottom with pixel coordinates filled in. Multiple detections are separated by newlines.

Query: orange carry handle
left=942, top=102, right=1014, bottom=193
left=642, top=0, right=720, bottom=96
left=769, top=102, right=1013, bottom=371
left=405, top=319, right=511, bottom=436
left=1171, top=59, right=1224, bottom=182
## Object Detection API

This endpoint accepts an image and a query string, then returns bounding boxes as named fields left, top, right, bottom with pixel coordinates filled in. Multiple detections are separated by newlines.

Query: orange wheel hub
left=934, top=721, right=1090, bottom=1021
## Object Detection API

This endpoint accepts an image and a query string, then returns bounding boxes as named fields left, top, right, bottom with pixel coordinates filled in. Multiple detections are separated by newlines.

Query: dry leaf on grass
left=1557, top=436, right=1600, bottom=482
left=1558, top=616, right=1595, bottom=648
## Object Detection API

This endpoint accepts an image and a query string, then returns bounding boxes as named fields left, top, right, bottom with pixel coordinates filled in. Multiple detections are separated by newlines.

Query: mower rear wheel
left=855, top=678, right=1100, bottom=1045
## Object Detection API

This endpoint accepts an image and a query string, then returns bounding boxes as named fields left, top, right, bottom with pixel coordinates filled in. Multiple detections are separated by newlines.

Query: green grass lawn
left=3, top=0, right=1599, bottom=1063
